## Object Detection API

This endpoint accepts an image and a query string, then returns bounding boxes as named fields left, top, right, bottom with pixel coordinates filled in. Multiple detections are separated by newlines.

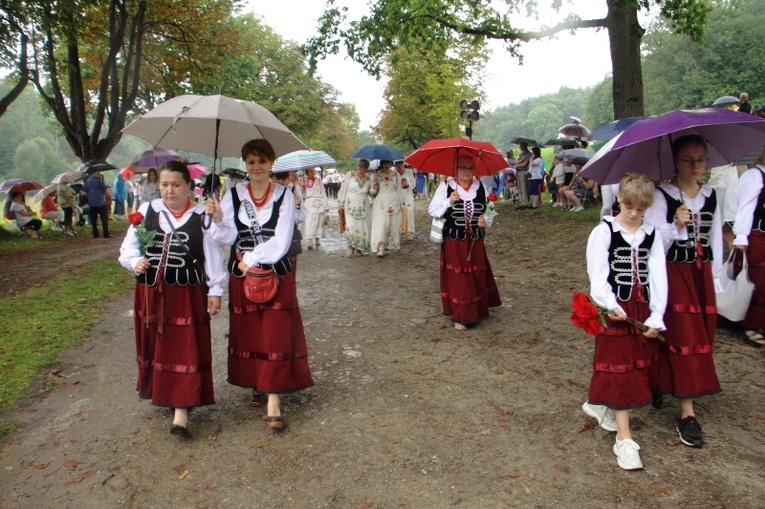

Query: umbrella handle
left=202, top=211, right=212, bottom=230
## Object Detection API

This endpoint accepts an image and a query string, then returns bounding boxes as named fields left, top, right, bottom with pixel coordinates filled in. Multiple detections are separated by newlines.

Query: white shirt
left=207, top=182, right=295, bottom=268
left=118, top=200, right=228, bottom=297
left=733, top=165, right=765, bottom=246
left=586, top=216, right=667, bottom=331
left=644, top=182, right=723, bottom=293
left=428, top=178, right=494, bottom=227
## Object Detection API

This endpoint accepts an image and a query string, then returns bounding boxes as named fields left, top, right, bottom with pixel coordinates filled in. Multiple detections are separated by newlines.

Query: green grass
left=493, top=194, right=602, bottom=222
left=0, top=218, right=128, bottom=255
left=0, top=259, right=134, bottom=431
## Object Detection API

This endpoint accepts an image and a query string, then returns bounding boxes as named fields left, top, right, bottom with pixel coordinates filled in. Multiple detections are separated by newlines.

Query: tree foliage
left=306, top=0, right=711, bottom=118
left=641, top=0, right=765, bottom=115
left=1, top=0, right=240, bottom=162
left=376, top=42, right=485, bottom=149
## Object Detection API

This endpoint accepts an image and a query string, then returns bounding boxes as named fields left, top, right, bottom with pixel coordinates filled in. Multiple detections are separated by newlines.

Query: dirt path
left=1, top=202, right=763, bottom=508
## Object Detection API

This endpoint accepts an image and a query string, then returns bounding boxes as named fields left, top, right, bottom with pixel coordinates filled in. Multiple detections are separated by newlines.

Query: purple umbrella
left=580, top=108, right=765, bottom=185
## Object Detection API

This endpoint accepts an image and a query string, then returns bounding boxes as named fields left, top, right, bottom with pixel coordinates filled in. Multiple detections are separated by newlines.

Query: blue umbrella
left=351, top=144, right=405, bottom=161
left=587, top=117, right=644, bottom=141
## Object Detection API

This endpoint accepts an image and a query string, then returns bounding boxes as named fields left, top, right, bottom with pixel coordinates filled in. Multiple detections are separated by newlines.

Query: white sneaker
left=571, top=206, right=584, bottom=212
left=552, top=202, right=561, bottom=208
left=613, top=438, right=643, bottom=470
left=582, top=402, right=618, bottom=432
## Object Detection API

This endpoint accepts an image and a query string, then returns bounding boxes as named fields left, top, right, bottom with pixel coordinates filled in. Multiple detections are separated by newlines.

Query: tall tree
left=5, top=0, right=238, bottom=162
left=377, top=43, right=484, bottom=149
left=306, top=0, right=711, bottom=119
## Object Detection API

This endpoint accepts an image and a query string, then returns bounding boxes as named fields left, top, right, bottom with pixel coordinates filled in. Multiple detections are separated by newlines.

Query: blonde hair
left=618, top=172, right=655, bottom=209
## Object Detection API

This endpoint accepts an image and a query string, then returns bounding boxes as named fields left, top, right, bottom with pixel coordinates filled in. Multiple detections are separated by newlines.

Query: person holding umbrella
left=428, top=153, right=501, bottom=330
left=644, top=134, right=723, bottom=448
left=369, top=159, right=403, bottom=257
left=8, top=192, right=42, bottom=239
left=83, top=168, right=113, bottom=238
left=206, top=138, right=314, bottom=431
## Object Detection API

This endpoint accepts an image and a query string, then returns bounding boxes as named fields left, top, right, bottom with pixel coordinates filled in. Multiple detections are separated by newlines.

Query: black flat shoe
left=170, top=424, right=191, bottom=438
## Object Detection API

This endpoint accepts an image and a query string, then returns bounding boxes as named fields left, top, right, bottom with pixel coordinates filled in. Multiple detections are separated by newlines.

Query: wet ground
left=1, top=199, right=764, bottom=508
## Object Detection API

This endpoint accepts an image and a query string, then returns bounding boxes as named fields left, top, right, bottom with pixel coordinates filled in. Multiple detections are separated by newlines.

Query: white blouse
left=733, top=166, right=765, bottom=246
left=207, top=182, right=295, bottom=268
left=586, top=216, right=667, bottom=331
left=428, top=177, right=494, bottom=227
left=118, top=200, right=228, bottom=297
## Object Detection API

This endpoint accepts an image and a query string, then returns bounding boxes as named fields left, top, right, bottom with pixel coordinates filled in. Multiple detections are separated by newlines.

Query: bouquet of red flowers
left=570, top=292, right=664, bottom=341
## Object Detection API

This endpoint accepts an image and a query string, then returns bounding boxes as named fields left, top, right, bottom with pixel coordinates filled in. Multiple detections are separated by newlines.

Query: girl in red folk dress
left=119, top=161, right=227, bottom=437
left=644, top=135, right=723, bottom=449
left=206, top=139, right=313, bottom=431
left=427, top=154, right=501, bottom=331
left=582, top=173, right=668, bottom=470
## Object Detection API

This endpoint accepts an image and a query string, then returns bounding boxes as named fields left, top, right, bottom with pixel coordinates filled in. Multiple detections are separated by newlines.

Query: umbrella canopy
left=558, top=123, right=591, bottom=138
left=351, top=144, right=405, bottom=161
left=545, top=138, right=580, bottom=147
left=567, top=116, right=583, bottom=124
left=0, top=179, right=43, bottom=194
left=558, top=148, right=594, bottom=162
left=580, top=108, right=765, bottom=185
left=121, top=94, right=308, bottom=160
left=587, top=117, right=644, bottom=141
left=51, top=170, right=85, bottom=184
left=509, top=136, right=544, bottom=147
left=33, top=184, right=57, bottom=202
left=271, top=149, right=337, bottom=173
left=712, top=95, right=740, bottom=108
left=222, top=167, right=248, bottom=180
left=78, top=160, right=118, bottom=174
left=128, top=147, right=185, bottom=173
left=119, top=167, right=136, bottom=180
left=187, top=164, right=206, bottom=179
left=404, top=137, right=509, bottom=178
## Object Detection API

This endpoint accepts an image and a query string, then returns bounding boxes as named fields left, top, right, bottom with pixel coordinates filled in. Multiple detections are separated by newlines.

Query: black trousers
left=89, top=205, right=110, bottom=238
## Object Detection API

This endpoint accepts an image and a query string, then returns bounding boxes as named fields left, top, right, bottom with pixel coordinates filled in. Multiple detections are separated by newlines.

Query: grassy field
left=0, top=259, right=133, bottom=433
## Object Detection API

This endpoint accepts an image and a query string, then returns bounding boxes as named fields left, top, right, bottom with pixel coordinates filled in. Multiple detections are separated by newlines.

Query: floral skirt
left=227, top=271, right=314, bottom=394
left=587, top=293, right=659, bottom=410
left=133, top=281, right=214, bottom=408
left=652, top=261, right=720, bottom=399
left=439, top=236, right=501, bottom=324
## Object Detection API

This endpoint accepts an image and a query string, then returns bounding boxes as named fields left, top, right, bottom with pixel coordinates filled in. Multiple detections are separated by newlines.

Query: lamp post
left=460, top=100, right=480, bottom=140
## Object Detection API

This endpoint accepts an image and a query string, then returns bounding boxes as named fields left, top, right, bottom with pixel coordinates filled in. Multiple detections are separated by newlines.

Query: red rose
left=488, top=193, right=498, bottom=202
left=128, top=212, right=144, bottom=225
left=570, top=292, right=605, bottom=336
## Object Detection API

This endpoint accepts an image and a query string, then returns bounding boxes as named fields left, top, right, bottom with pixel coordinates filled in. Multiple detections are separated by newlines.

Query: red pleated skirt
left=439, top=236, right=501, bottom=325
left=227, top=270, right=314, bottom=394
left=734, top=230, right=765, bottom=328
left=133, top=281, right=215, bottom=408
left=587, top=292, right=660, bottom=410
left=652, top=261, right=721, bottom=399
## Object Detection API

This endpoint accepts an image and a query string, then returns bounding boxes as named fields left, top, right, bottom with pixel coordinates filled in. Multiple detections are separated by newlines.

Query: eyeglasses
left=457, top=166, right=475, bottom=170
left=678, top=157, right=708, bottom=166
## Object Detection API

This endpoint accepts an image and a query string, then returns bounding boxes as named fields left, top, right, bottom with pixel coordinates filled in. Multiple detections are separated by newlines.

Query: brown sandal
left=266, top=415, right=285, bottom=431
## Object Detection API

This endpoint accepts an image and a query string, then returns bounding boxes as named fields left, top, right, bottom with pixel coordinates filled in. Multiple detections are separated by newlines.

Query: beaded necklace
left=248, top=181, right=272, bottom=208
left=168, top=198, right=192, bottom=219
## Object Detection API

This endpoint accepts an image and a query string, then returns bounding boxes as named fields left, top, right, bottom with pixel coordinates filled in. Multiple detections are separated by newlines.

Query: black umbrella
left=78, top=160, right=118, bottom=174
left=545, top=138, right=579, bottom=147
left=510, top=137, right=544, bottom=147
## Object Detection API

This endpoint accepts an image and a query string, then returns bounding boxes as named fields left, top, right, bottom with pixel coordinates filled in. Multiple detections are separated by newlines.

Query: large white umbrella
left=271, top=150, right=337, bottom=173
left=33, top=184, right=58, bottom=203
left=51, top=170, right=85, bottom=184
left=121, top=94, right=308, bottom=160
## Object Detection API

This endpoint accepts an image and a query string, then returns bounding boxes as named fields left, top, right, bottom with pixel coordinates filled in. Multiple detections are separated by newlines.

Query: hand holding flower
left=570, top=292, right=664, bottom=341
left=608, top=308, right=627, bottom=321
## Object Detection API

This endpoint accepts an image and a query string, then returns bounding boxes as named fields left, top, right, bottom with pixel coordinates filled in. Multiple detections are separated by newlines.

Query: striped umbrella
left=271, top=149, right=337, bottom=173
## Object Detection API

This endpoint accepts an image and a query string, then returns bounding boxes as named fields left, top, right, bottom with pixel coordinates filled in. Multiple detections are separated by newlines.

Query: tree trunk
left=606, top=0, right=645, bottom=119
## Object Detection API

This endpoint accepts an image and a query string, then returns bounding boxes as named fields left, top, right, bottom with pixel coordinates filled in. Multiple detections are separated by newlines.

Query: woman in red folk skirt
left=119, top=161, right=227, bottom=438
left=645, top=135, right=723, bottom=449
left=732, top=150, right=765, bottom=346
left=206, top=139, right=313, bottom=432
left=427, top=154, right=501, bottom=331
